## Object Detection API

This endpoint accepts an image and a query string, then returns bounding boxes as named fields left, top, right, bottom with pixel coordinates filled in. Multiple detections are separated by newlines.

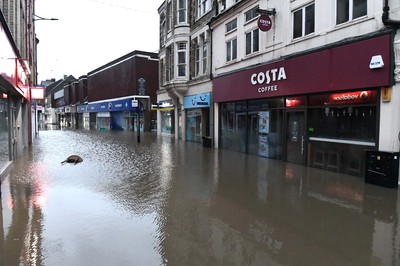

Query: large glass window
left=308, top=106, right=376, bottom=142
left=220, top=100, right=284, bottom=158
left=293, top=3, right=315, bottom=39
left=336, top=0, right=367, bottom=24
left=0, top=100, right=9, bottom=166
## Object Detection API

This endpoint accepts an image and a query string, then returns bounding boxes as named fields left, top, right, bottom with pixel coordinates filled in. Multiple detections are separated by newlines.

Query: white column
left=379, top=33, right=400, bottom=152
left=213, top=102, right=219, bottom=148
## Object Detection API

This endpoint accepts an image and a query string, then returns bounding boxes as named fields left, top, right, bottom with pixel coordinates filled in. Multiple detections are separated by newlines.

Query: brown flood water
left=0, top=129, right=399, bottom=266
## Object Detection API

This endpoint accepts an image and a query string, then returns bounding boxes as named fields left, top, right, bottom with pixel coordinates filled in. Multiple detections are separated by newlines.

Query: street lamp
left=33, top=14, right=59, bottom=22
left=31, top=14, right=58, bottom=136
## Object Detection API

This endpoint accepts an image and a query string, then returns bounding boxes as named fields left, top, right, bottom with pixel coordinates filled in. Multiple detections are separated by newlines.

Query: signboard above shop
left=213, top=33, right=392, bottom=102
left=184, top=92, right=211, bottom=109
left=77, top=97, right=140, bottom=113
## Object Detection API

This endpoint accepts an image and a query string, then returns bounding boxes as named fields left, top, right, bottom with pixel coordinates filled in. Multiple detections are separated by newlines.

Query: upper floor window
left=245, top=29, right=259, bottom=55
left=226, top=38, right=237, bottom=62
left=166, top=45, right=174, bottom=81
left=226, top=18, right=237, bottom=33
left=202, top=38, right=208, bottom=73
left=193, top=33, right=209, bottom=77
left=167, top=2, right=172, bottom=31
left=198, top=0, right=211, bottom=18
left=178, top=0, right=187, bottom=23
left=245, top=6, right=259, bottom=23
left=177, top=42, right=187, bottom=77
left=195, top=40, right=200, bottom=76
left=293, top=3, right=315, bottom=39
left=336, top=0, right=367, bottom=24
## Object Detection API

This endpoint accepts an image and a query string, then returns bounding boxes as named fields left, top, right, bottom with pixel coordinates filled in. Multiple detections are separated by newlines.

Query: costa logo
left=250, top=67, right=287, bottom=85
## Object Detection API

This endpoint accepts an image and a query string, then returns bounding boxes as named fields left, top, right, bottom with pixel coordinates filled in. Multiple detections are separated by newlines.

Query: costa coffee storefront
left=213, top=32, right=393, bottom=177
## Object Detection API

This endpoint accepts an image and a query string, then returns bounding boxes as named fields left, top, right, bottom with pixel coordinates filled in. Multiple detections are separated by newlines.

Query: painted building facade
left=157, top=0, right=214, bottom=143
left=0, top=0, right=36, bottom=178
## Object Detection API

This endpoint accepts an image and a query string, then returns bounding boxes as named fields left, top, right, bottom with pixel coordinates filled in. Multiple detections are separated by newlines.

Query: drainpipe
left=382, top=0, right=400, bottom=28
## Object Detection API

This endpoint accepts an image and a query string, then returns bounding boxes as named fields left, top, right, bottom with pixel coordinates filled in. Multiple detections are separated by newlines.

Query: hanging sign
left=258, top=15, right=272, bottom=32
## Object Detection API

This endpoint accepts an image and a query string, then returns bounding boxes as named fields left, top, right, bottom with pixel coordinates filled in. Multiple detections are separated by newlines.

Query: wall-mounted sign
left=381, top=87, right=392, bottom=102
left=369, top=55, right=384, bottom=69
left=258, top=15, right=272, bottom=32
left=184, top=93, right=211, bottom=109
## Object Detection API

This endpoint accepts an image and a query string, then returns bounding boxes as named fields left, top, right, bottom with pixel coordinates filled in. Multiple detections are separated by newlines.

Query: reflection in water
left=0, top=130, right=400, bottom=265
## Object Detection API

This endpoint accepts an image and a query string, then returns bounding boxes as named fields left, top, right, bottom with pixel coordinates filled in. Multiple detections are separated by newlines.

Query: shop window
left=245, top=29, right=259, bottom=55
left=0, top=101, right=9, bottom=165
left=226, top=38, right=237, bottom=62
left=293, top=3, right=315, bottom=39
left=336, top=0, right=367, bottom=25
left=308, top=106, right=376, bottom=142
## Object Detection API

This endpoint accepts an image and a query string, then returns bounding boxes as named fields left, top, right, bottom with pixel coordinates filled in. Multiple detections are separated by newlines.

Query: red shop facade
left=213, top=31, right=394, bottom=177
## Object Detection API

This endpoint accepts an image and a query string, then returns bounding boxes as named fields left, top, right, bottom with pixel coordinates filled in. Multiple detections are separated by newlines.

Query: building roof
left=45, top=75, right=76, bottom=96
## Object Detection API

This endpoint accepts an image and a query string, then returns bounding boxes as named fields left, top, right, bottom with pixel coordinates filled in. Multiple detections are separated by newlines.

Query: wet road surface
left=1, top=129, right=400, bottom=265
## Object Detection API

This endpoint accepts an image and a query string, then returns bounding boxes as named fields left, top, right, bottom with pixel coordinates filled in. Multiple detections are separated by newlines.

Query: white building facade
left=210, top=0, right=400, bottom=177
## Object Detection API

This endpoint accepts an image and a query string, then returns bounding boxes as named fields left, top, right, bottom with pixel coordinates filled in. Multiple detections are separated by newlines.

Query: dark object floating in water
left=61, top=155, right=83, bottom=165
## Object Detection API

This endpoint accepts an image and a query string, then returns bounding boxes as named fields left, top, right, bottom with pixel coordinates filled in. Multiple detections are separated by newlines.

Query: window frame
left=245, top=6, right=259, bottom=23
left=336, top=0, right=367, bottom=25
left=226, top=38, right=237, bottom=62
left=177, top=42, right=187, bottom=77
left=292, top=2, right=315, bottom=40
left=198, top=0, right=211, bottom=18
left=177, top=0, right=187, bottom=24
left=226, top=18, right=238, bottom=34
left=245, top=28, right=259, bottom=55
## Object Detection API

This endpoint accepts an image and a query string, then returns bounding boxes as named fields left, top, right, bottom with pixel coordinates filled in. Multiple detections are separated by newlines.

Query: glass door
left=286, top=111, right=306, bottom=165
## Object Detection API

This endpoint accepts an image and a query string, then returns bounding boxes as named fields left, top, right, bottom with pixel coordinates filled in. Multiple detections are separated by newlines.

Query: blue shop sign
left=184, top=93, right=211, bottom=109
left=77, top=98, right=139, bottom=113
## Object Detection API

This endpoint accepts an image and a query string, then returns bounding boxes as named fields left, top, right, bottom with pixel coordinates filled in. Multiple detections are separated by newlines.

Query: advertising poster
left=258, top=135, right=269, bottom=157
left=259, top=111, right=269, bottom=133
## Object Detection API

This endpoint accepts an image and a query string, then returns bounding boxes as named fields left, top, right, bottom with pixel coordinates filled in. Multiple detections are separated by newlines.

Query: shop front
left=184, top=92, right=211, bottom=143
left=77, top=96, right=140, bottom=131
left=213, top=32, right=393, bottom=177
left=158, top=100, right=175, bottom=135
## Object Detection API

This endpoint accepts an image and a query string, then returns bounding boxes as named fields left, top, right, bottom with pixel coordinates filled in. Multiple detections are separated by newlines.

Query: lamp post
left=31, top=14, right=58, bottom=136
left=33, top=14, right=59, bottom=22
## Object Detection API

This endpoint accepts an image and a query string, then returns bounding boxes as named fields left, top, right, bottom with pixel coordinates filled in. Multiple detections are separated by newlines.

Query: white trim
left=309, top=137, right=375, bottom=146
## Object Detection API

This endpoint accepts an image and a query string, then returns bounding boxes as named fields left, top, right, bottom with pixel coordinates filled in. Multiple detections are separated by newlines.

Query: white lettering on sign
left=251, top=67, right=287, bottom=85
left=333, top=94, right=358, bottom=101
left=258, top=85, right=278, bottom=93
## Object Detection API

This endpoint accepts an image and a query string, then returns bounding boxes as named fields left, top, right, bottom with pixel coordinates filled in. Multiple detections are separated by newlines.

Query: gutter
left=382, top=0, right=400, bottom=28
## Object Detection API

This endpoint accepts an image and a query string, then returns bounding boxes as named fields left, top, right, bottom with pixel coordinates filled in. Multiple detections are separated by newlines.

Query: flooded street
left=1, top=130, right=400, bottom=265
